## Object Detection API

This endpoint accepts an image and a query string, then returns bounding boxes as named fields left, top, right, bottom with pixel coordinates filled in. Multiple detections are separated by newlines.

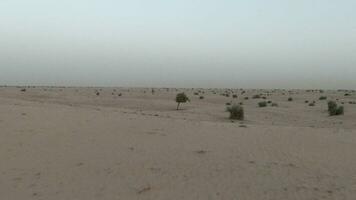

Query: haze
left=1, top=0, right=355, bottom=89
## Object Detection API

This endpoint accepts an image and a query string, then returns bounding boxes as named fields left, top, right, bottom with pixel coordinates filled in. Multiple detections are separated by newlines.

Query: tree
left=175, top=93, right=189, bottom=110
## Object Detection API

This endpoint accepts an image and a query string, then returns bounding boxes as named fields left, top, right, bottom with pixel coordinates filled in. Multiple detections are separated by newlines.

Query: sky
left=0, top=0, right=355, bottom=89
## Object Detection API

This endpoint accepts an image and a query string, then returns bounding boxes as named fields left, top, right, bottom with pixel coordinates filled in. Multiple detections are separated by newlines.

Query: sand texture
left=1, top=86, right=356, bottom=200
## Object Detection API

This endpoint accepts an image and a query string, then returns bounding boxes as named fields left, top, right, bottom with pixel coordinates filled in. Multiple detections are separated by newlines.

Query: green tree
left=175, top=93, right=190, bottom=110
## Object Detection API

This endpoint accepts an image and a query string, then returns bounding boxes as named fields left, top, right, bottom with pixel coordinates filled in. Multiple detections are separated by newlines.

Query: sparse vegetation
left=226, top=104, right=244, bottom=120
left=252, top=94, right=261, bottom=99
left=327, top=101, right=344, bottom=116
left=319, top=96, right=327, bottom=100
left=258, top=101, right=267, bottom=107
left=271, top=102, right=278, bottom=107
left=175, top=93, right=190, bottom=110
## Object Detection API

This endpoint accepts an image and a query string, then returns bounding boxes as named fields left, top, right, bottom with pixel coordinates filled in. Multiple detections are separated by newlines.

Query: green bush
left=288, top=97, right=293, bottom=101
left=232, top=94, right=238, bottom=98
left=226, top=104, right=244, bottom=120
left=258, top=101, right=267, bottom=107
left=175, top=93, right=190, bottom=110
left=199, top=96, right=204, bottom=99
left=328, top=101, right=344, bottom=116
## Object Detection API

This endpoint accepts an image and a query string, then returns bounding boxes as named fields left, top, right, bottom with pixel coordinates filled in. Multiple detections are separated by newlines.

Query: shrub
left=258, top=101, right=267, bottom=107
left=244, top=97, right=249, bottom=100
left=226, top=102, right=231, bottom=106
left=319, top=96, right=327, bottom=100
left=309, top=102, right=315, bottom=106
left=199, top=96, right=204, bottom=99
left=226, top=104, right=244, bottom=120
left=20, top=88, right=26, bottom=92
left=305, top=100, right=309, bottom=103
left=175, top=93, right=190, bottom=110
left=267, top=100, right=272, bottom=104
left=328, top=101, right=344, bottom=116
left=232, top=94, right=238, bottom=98
left=252, top=94, right=261, bottom=99
left=288, top=97, right=293, bottom=101
left=271, top=102, right=278, bottom=107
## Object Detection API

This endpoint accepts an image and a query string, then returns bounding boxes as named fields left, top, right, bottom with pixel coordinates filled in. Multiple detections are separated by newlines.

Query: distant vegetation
left=327, top=101, right=344, bottom=116
left=226, top=104, right=244, bottom=120
left=258, top=101, right=267, bottom=107
left=175, top=93, right=190, bottom=110
left=319, top=96, right=327, bottom=100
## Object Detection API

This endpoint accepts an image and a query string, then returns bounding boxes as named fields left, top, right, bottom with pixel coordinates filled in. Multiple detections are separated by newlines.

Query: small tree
left=226, top=104, right=244, bottom=120
left=175, top=93, right=190, bottom=110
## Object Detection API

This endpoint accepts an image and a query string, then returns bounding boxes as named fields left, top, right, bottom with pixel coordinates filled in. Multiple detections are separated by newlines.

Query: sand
left=1, top=86, right=356, bottom=200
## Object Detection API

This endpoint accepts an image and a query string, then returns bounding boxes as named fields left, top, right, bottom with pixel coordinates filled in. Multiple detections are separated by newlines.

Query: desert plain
left=1, top=86, right=356, bottom=200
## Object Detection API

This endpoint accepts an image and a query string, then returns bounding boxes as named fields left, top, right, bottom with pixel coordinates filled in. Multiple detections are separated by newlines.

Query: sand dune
left=1, top=86, right=356, bottom=199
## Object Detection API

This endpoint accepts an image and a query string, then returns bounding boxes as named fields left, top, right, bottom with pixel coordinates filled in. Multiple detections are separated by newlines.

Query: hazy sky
left=1, top=0, right=355, bottom=89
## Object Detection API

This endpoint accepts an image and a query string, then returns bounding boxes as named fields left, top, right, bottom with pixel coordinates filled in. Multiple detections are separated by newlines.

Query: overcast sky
left=1, top=0, right=355, bottom=89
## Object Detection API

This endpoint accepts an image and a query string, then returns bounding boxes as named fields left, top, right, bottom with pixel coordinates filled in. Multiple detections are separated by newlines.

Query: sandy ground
left=1, top=86, right=356, bottom=200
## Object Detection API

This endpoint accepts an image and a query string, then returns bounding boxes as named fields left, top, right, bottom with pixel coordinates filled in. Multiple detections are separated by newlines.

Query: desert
left=1, top=86, right=356, bottom=200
